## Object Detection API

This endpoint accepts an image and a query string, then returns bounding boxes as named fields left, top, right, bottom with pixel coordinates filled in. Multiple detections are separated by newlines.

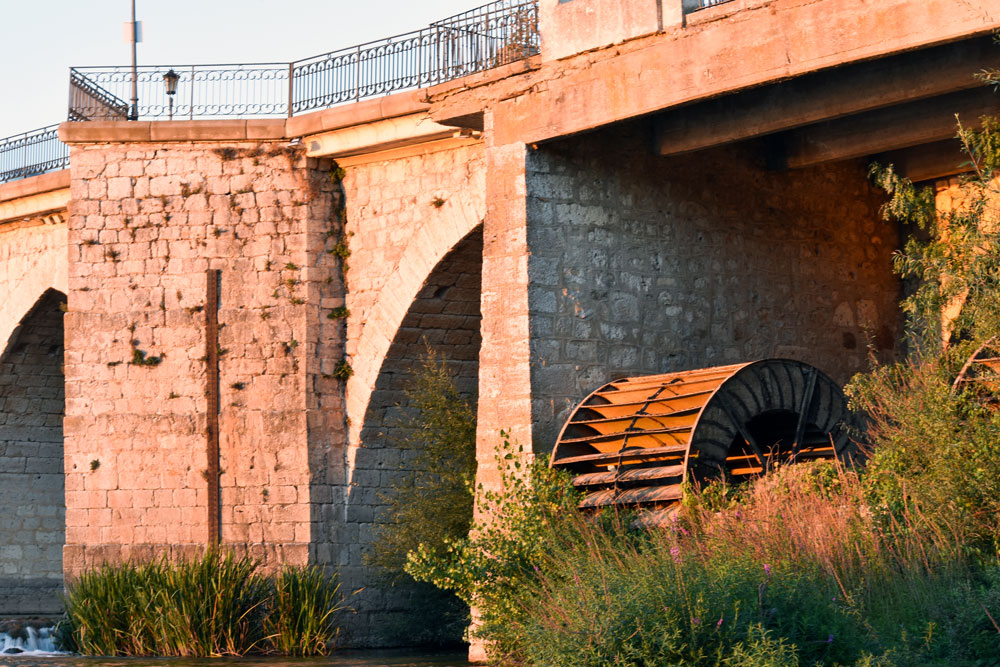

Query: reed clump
left=58, top=550, right=343, bottom=657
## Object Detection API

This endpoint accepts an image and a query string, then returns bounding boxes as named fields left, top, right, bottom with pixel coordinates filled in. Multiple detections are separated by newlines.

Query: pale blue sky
left=0, top=0, right=480, bottom=137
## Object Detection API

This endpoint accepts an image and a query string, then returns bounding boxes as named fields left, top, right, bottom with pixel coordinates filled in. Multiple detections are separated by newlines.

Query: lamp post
left=128, top=0, right=138, bottom=120
left=163, top=69, right=179, bottom=120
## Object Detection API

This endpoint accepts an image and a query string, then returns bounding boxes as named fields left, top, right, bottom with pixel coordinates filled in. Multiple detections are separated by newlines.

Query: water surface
left=0, top=651, right=471, bottom=667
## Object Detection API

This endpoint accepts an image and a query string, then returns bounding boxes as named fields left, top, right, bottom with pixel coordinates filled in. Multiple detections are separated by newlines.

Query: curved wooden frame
left=550, top=359, right=853, bottom=510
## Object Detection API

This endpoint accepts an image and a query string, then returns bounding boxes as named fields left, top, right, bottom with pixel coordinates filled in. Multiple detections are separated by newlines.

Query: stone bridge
left=1, top=0, right=998, bottom=648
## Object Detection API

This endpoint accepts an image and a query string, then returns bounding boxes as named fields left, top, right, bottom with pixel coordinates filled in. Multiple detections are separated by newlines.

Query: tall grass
left=413, top=453, right=1000, bottom=665
left=59, top=550, right=344, bottom=657
left=512, top=463, right=1000, bottom=665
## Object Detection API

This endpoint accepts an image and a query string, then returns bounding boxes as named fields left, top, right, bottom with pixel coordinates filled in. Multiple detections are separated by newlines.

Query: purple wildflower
left=670, top=546, right=681, bottom=563
left=827, top=634, right=834, bottom=644
left=691, top=617, right=700, bottom=625
left=716, top=617, right=724, bottom=628
left=764, top=564, right=772, bottom=577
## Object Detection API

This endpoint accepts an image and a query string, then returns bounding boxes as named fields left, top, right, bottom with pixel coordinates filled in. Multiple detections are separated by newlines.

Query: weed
left=130, top=348, right=164, bottom=367
left=327, top=306, right=350, bottom=319
left=332, top=359, right=353, bottom=380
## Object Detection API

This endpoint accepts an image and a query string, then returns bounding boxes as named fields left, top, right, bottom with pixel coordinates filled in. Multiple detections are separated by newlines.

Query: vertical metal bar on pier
left=205, top=269, right=221, bottom=546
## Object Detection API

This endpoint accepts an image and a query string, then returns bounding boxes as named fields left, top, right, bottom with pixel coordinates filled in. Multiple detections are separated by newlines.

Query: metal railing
left=0, top=0, right=538, bottom=184
left=692, top=0, right=737, bottom=10
left=68, top=0, right=538, bottom=121
left=0, top=125, right=68, bottom=184
left=69, top=64, right=290, bottom=121
left=292, top=0, right=539, bottom=113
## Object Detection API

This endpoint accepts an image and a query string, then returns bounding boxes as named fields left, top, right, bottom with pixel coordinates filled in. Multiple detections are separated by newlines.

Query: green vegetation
left=406, top=116, right=1000, bottom=665
left=367, top=349, right=478, bottom=644
left=58, top=550, right=343, bottom=657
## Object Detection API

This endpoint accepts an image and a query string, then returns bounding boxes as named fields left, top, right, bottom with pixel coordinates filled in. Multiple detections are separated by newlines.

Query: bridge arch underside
left=344, top=226, right=483, bottom=647
left=0, top=289, right=66, bottom=616
left=523, top=118, right=902, bottom=448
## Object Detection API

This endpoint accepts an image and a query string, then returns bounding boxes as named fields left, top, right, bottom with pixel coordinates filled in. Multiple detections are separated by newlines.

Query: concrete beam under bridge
left=654, top=37, right=1000, bottom=158
left=780, top=86, right=1000, bottom=169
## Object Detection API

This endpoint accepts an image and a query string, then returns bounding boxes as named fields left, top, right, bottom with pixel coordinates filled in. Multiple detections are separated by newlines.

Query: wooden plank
left=593, top=373, right=731, bottom=398
left=557, top=425, right=692, bottom=446
left=571, top=406, right=702, bottom=426
left=572, top=464, right=686, bottom=487
left=554, top=444, right=689, bottom=466
left=579, top=484, right=683, bottom=508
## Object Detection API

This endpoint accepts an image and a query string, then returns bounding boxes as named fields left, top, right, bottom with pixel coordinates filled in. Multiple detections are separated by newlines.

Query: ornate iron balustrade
left=292, top=0, right=539, bottom=113
left=0, top=125, right=68, bottom=184
left=68, top=64, right=290, bottom=121
left=66, top=0, right=538, bottom=121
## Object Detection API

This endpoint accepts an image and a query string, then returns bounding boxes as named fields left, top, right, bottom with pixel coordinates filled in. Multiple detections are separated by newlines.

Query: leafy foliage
left=405, top=434, right=580, bottom=657
left=365, top=348, right=478, bottom=644
left=367, top=350, right=477, bottom=576
left=869, top=117, right=1000, bottom=352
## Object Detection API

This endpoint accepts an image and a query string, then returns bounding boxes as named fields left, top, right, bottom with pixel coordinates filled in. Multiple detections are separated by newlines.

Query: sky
left=0, top=0, right=480, bottom=137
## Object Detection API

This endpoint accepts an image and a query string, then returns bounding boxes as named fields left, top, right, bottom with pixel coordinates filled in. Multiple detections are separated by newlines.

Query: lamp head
left=163, top=69, right=179, bottom=96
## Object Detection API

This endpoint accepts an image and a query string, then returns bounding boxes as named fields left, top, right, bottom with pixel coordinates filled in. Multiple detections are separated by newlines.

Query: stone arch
left=344, top=187, right=485, bottom=455
left=343, top=225, right=483, bottom=646
left=0, top=288, right=66, bottom=616
left=0, top=220, right=68, bottom=354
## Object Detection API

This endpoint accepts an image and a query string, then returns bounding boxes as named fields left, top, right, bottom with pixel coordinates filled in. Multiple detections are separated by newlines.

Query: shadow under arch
left=0, top=288, right=66, bottom=616
left=341, top=225, right=483, bottom=647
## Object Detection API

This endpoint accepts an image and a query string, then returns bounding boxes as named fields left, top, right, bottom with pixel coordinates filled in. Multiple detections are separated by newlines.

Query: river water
left=0, top=631, right=470, bottom=667
left=0, top=652, right=471, bottom=667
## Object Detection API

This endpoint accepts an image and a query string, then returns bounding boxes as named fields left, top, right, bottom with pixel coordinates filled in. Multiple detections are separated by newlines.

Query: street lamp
left=163, top=69, right=179, bottom=120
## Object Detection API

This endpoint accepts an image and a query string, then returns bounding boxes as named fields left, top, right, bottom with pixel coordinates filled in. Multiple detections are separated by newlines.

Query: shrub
left=59, top=550, right=343, bottom=657
left=367, top=349, right=477, bottom=577
left=365, top=348, right=478, bottom=645
left=405, top=435, right=580, bottom=658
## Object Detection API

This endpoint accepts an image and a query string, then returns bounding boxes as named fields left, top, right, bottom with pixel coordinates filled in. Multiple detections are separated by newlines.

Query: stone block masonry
left=522, top=121, right=901, bottom=447
left=0, top=290, right=65, bottom=615
left=61, top=139, right=343, bottom=576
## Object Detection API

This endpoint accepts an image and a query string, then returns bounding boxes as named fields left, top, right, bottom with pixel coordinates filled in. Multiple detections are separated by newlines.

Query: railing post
left=189, top=65, right=196, bottom=120
left=355, top=45, right=362, bottom=102
left=287, top=62, right=295, bottom=117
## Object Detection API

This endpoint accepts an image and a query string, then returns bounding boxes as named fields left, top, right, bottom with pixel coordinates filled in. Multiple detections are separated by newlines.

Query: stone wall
left=0, top=289, right=65, bottom=615
left=523, top=122, right=901, bottom=448
left=62, top=140, right=341, bottom=574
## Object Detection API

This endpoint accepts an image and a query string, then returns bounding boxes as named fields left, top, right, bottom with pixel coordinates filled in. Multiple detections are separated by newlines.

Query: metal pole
left=129, top=0, right=138, bottom=120
left=205, top=269, right=222, bottom=546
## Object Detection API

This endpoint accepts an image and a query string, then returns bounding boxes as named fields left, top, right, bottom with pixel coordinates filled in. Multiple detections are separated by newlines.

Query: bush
left=405, top=434, right=581, bottom=658
left=367, top=348, right=477, bottom=576
left=59, top=550, right=343, bottom=657
left=365, top=348, right=478, bottom=644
